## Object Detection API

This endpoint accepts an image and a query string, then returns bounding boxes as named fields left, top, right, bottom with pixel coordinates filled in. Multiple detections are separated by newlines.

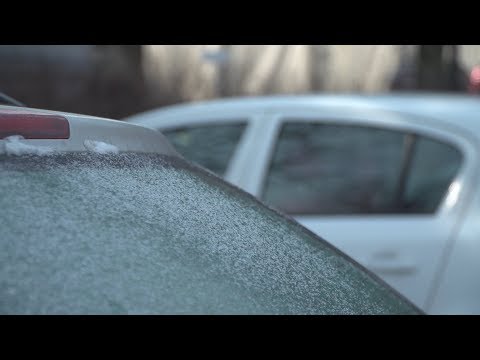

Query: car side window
left=162, top=122, right=246, bottom=176
left=262, top=121, right=462, bottom=215
left=403, top=137, right=462, bottom=213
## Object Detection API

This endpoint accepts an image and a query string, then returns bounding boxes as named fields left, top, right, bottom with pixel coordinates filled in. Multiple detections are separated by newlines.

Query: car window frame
left=254, top=108, right=475, bottom=219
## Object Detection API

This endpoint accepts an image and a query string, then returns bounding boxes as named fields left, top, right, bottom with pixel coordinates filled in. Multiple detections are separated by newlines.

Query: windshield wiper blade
left=0, top=92, right=25, bottom=107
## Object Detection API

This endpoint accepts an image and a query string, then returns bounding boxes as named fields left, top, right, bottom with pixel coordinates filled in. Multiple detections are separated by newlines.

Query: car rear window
left=0, top=153, right=419, bottom=314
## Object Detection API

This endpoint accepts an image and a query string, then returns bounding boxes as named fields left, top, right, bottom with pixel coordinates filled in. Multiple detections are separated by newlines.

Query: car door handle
left=367, top=253, right=417, bottom=275
left=368, top=262, right=417, bottom=275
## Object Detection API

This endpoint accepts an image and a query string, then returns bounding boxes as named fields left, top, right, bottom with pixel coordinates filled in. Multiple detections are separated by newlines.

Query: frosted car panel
left=0, top=153, right=418, bottom=314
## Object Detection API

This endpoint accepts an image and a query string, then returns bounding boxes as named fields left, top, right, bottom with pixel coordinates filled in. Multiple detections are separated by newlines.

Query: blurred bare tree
left=0, top=45, right=147, bottom=118
left=417, top=45, right=467, bottom=91
left=88, top=45, right=146, bottom=117
left=309, top=46, right=329, bottom=91
left=1, top=45, right=478, bottom=119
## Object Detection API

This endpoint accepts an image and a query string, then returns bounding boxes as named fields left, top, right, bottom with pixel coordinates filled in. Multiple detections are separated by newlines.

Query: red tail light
left=0, top=110, right=70, bottom=139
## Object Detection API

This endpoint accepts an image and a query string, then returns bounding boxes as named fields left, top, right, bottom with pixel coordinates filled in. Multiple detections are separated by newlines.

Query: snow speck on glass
left=83, top=140, right=119, bottom=154
left=0, top=153, right=419, bottom=314
left=1, top=135, right=54, bottom=156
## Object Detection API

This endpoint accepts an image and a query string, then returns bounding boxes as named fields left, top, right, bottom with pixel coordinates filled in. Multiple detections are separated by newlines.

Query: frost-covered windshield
left=0, top=153, right=419, bottom=314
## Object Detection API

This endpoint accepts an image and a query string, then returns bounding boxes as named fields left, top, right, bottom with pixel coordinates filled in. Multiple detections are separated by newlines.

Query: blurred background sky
left=1, top=45, right=479, bottom=119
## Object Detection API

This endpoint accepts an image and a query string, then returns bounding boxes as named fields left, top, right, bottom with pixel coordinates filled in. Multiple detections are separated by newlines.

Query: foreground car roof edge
left=192, top=161, right=425, bottom=314
left=0, top=105, right=180, bottom=157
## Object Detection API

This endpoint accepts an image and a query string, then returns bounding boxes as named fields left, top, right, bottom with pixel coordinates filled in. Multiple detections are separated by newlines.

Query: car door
left=239, top=106, right=476, bottom=311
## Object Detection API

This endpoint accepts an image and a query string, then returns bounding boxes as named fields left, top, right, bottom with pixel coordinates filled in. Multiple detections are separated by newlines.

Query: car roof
left=126, top=93, right=480, bottom=137
left=0, top=105, right=178, bottom=156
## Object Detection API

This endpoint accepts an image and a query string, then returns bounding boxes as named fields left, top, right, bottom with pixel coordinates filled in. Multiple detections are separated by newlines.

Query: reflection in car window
left=0, top=153, right=418, bottom=314
left=162, top=122, right=246, bottom=176
left=263, top=122, right=462, bottom=215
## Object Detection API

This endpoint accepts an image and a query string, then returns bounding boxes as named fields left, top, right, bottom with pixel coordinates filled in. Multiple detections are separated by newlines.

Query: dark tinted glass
left=162, top=123, right=246, bottom=176
left=264, top=123, right=405, bottom=214
left=404, top=137, right=462, bottom=213
left=263, top=122, right=462, bottom=215
left=0, top=153, right=418, bottom=314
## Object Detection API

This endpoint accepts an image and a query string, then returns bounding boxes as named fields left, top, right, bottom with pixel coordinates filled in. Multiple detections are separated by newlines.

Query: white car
left=126, top=93, right=480, bottom=314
